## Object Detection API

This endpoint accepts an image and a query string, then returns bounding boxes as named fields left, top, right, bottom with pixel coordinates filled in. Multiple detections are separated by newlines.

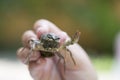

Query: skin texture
left=17, top=19, right=97, bottom=80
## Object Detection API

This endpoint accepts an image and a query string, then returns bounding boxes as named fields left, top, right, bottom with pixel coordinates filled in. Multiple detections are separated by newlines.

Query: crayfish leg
left=56, top=52, right=66, bottom=72
left=66, top=48, right=76, bottom=65
left=24, top=48, right=33, bottom=64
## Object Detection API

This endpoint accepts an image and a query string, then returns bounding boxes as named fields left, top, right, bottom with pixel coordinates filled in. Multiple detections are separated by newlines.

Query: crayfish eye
left=55, top=37, right=60, bottom=40
left=46, top=33, right=60, bottom=41
left=47, top=34, right=53, bottom=39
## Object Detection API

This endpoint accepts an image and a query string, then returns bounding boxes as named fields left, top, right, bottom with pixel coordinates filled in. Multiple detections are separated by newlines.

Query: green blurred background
left=0, top=0, right=120, bottom=74
left=0, top=0, right=120, bottom=52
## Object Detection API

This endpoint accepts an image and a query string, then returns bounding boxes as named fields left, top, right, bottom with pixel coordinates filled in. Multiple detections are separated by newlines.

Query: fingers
left=22, top=19, right=69, bottom=45
left=17, top=47, right=40, bottom=64
left=18, top=30, right=39, bottom=64
left=22, top=30, right=38, bottom=47
left=17, top=47, right=29, bottom=64
left=57, top=31, right=69, bottom=45
left=33, top=19, right=70, bottom=44
left=18, top=19, right=70, bottom=64
left=34, top=19, right=61, bottom=35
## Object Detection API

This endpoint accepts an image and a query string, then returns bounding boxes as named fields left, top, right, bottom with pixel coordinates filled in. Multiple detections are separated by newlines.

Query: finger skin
left=22, top=30, right=38, bottom=47
left=17, top=47, right=28, bottom=64
left=34, top=19, right=61, bottom=34
left=66, top=44, right=97, bottom=80
left=17, top=47, right=40, bottom=64
left=34, top=19, right=69, bottom=44
left=28, top=58, right=62, bottom=80
left=17, top=19, right=97, bottom=80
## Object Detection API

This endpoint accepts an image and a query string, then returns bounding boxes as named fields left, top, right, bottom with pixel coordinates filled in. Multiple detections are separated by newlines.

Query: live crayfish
left=23, top=31, right=80, bottom=70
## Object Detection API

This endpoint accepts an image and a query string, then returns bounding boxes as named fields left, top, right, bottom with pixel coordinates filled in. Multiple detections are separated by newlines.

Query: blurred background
left=0, top=0, right=120, bottom=80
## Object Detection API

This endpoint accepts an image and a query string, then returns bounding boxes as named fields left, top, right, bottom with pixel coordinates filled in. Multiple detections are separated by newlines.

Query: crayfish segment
left=58, top=31, right=80, bottom=66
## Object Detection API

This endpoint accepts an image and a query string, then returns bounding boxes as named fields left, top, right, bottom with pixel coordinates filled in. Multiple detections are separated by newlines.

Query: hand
left=17, top=19, right=97, bottom=80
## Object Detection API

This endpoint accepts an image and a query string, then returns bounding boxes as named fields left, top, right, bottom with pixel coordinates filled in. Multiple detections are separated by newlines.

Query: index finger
left=33, top=19, right=70, bottom=44
left=34, top=19, right=62, bottom=35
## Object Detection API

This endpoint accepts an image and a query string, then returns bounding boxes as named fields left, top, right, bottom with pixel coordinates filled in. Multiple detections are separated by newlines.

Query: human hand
left=17, top=19, right=97, bottom=80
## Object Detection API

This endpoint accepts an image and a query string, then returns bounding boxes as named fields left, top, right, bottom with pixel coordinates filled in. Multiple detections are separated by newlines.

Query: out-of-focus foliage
left=0, top=0, right=120, bottom=55
left=91, top=55, right=113, bottom=71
